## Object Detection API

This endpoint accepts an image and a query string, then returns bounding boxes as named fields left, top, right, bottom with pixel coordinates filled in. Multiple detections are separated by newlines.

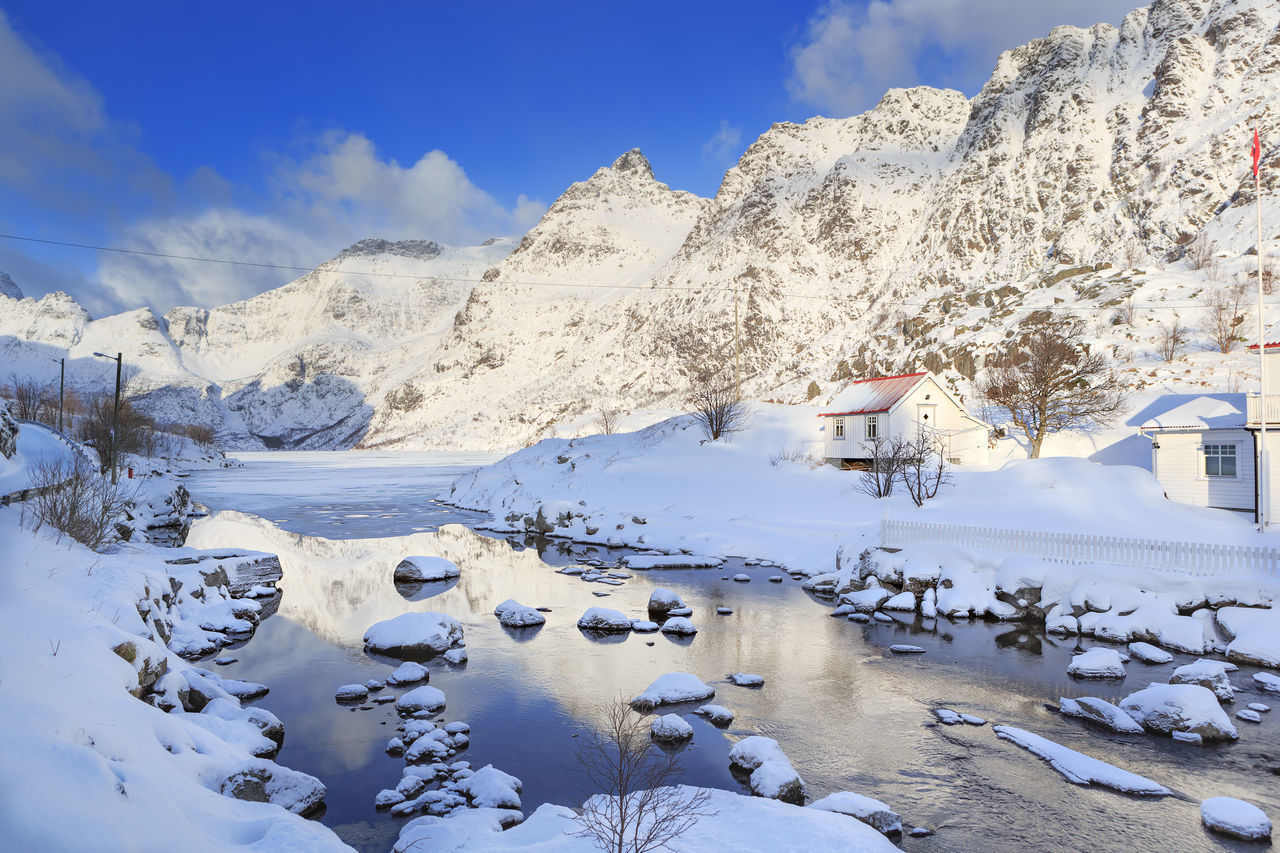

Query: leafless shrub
left=22, top=455, right=137, bottom=551
left=1120, top=238, right=1145, bottom=270
left=574, top=696, right=713, bottom=853
left=7, top=374, right=56, bottom=423
left=769, top=445, right=814, bottom=468
left=1184, top=233, right=1215, bottom=271
left=1156, top=318, right=1190, bottom=362
left=595, top=408, right=619, bottom=436
left=685, top=373, right=748, bottom=442
left=1201, top=282, right=1249, bottom=354
left=1113, top=293, right=1138, bottom=327
left=183, top=422, right=217, bottom=447
left=856, top=435, right=905, bottom=498
left=900, top=431, right=952, bottom=507
left=979, top=315, right=1126, bottom=458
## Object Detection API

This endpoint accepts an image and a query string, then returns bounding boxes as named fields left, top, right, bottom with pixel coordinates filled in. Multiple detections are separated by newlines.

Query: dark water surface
left=184, top=454, right=1280, bottom=853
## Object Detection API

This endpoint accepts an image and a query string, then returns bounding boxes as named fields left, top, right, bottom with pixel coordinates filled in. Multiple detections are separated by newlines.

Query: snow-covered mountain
left=2, top=0, right=1279, bottom=452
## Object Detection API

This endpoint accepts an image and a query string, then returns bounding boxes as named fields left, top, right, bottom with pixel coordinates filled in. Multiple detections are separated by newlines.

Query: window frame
left=833, top=417, right=845, bottom=440
left=865, top=415, right=878, bottom=440
left=1202, top=443, right=1239, bottom=479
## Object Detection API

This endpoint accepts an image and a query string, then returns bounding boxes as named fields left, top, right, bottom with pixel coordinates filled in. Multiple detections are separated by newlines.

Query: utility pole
left=52, top=356, right=64, bottom=433
left=93, top=351, right=123, bottom=484
left=1254, top=121, right=1269, bottom=532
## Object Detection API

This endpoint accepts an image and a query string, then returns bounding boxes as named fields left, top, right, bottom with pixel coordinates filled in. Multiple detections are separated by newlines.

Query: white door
left=916, top=404, right=936, bottom=433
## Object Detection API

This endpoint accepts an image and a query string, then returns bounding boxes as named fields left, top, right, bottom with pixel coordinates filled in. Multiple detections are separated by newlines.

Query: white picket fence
left=880, top=518, right=1280, bottom=578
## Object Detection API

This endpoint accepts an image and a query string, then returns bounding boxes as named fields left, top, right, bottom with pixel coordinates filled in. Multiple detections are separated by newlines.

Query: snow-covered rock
left=647, top=587, right=687, bottom=617
left=396, top=686, right=447, bottom=716
left=1068, top=648, right=1126, bottom=679
left=732, top=573, right=750, bottom=583
left=728, top=673, right=764, bottom=687
left=660, top=617, right=697, bottom=636
left=364, top=612, right=465, bottom=659
left=890, top=644, right=925, bottom=655
left=335, top=683, right=369, bottom=703
left=842, top=586, right=891, bottom=613
left=992, top=726, right=1170, bottom=796
left=631, top=673, right=715, bottom=711
left=1237, top=709, right=1262, bottom=723
left=695, top=704, right=735, bottom=726
left=1169, top=659, right=1234, bottom=702
left=630, top=620, right=659, bottom=632
left=1059, top=697, right=1144, bottom=734
left=493, top=599, right=546, bottom=628
left=623, top=555, right=722, bottom=569
left=1201, top=797, right=1272, bottom=842
left=388, top=661, right=428, bottom=686
left=1256, top=672, right=1280, bottom=694
left=882, top=591, right=916, bottom=612
left=729, top=736, right=805, bottom=804
left=577, top=607, right=632, bottom=633
left=394, top=556, right=461, bottom=583
left=650, top=713, right=694, bottom=743
left=454, top=764, right=523, bottom=811
left=809, top=791, right=903, bottom=836
left=1119, top=684, right=1238, bottom=741
left=1217, top=607, right=1280, bottom=669
left=1128, top=642, right=1174, bottom=664
left=220, top=760, right=327, bottom=815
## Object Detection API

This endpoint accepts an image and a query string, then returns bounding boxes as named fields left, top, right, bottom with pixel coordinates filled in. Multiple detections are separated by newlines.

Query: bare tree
left=7, top=374, right=55, bottom=423
left=685, top=367, right=748, bottom=442
left=22, top=455, right=137, bottom=551
left=855, top=435, right=904, bottom=498
left=1156, top=318, right=1189, bottom=362
left=595, top=408, right=619, bottom=436
left=574, top=697, right=713, bottom=853
left=1201, top=282, right=1249, bottom=354
left=1120, top=238, right=1145, bottom=270
left=1113, top=293, right=1138, bottom=327
left=900, top=431, right=952, bottom=507
left=979, top=316, right=1126, bottom=458
left=1184, top=233, right=1215, bottom=271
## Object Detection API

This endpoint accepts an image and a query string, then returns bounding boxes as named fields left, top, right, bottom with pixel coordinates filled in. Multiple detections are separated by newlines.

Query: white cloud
left=701, top=120, right=744, bottom=166
left=0, top=6, right=547, bottom=315
left=787, top=0, right=1138, bottom=118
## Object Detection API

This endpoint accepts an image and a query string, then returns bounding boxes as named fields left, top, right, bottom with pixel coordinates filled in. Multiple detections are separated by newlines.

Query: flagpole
left=1257, top=120, right=1269, bottom=532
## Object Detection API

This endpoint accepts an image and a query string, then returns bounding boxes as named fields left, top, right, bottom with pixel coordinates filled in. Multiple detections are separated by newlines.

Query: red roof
left=818, top=372, right=926, bottom=418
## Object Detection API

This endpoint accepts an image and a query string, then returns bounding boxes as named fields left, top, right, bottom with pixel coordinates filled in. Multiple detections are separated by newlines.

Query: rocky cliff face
left=2, top=0, right=1278, bottom=451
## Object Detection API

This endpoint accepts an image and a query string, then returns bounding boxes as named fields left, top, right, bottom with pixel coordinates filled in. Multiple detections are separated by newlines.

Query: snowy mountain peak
left=610, top=148, right=654, bottom=180
left=0, top=272, right=21, bottom=300
left=330, top=238, right=444, bottom=263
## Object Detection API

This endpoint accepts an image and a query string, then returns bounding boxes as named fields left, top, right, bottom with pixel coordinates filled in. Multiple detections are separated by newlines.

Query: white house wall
left=1152, top=428, right=1254, bottom=512
left=822, top=376, right=988, bottom=465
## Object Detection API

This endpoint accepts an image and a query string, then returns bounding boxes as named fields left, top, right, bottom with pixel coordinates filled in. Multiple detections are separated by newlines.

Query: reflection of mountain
left=186, top=512, right=558, bottom=646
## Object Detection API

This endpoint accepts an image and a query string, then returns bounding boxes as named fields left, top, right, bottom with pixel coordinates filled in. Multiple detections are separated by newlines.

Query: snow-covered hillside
left=3, top=0, right=1279, bottom=452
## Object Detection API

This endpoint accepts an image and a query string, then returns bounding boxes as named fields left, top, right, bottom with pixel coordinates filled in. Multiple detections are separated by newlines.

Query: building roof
left=1140, top=394, right=1246, bottom=431
left=819, top=372, right=927, bottom=418
left=1246, top=320, right=1280, bottom=351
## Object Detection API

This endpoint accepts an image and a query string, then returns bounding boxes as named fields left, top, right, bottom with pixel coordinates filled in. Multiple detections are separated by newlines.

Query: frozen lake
left=183, top=452, right=1279, bottom=852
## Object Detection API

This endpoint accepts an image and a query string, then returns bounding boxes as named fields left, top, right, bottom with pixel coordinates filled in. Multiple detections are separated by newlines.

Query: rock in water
left=648, top=587, right=686, bottom=618
left=631, top=673, right=715, bottom=711
left=1119, top=683, right=1237, bottom=741
left=335, top=684, right=369, bottom=703
left=1059, top=697, right=1144, bottom=734
left=660, top=617, right=697, bottom=636
left=695, top=704, right=735, bottom=726
left=1169, top=659, right=1234, bottom=702
left=394, top=556, right=460, bottom=583
left=1127, top=641, right=1173, bottom=664
left=728, top=673, right=764, bottom=687
left=364, top=612, right=464, bottom=660
left=809, top=791, right=903, bottom=836
left=1067, top=648, right=1126, bottom=679
left=220, top=760, right=326, bottom=815
left=1201, top=797, right=1272, bottom=841
left=650, top=713, right=694, bottom=743
left=493, top=599, right=546, bottom=628
left=577, top=607, right=632, bottom=632
left=388, top=662, right=428, bottom=686
left=729, top=736, right=805, bottom=804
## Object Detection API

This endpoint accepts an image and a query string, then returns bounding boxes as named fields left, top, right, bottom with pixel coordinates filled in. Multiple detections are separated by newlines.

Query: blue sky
left=0, top=0, right=1136, bottom=315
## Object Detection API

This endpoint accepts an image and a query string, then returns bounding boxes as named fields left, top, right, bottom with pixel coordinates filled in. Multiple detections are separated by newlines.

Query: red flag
left=1253, top=127, right=1261, bottom=177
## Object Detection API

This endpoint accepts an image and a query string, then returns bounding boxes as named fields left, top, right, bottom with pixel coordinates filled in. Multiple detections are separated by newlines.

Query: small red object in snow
left=128, top=467, right=134, bottom=479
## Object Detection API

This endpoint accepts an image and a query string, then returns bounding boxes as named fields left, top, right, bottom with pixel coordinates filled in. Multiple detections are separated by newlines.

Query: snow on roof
left=1246, top=321, right=1280, bottom=351
left=1140, top=395, right=1246, bottom=431
left=819, top=372, right=926, bottom=417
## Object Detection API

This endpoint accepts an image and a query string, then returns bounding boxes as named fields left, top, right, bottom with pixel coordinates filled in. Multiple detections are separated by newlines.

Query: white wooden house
left=818, top=371, right=989, bottom=467
left=1142, top=335, right=1280, bottom=522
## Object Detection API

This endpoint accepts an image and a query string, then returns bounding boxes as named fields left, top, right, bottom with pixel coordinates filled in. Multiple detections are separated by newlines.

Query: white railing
left=1246, top=393, right=1280, bottom=425
left=880, top=518, right=1280, bottom=577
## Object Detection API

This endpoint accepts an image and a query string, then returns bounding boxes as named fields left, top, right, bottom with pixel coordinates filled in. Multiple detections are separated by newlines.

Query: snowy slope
left=3, top=0, right=1280, bottom=452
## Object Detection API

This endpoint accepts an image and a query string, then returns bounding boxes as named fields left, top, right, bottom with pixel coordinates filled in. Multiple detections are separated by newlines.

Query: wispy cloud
left=0, top=13, right=545, bottom=315
left=701, top=120, right=744, bottom=167
left=787, top=0, right=1136, bottom=118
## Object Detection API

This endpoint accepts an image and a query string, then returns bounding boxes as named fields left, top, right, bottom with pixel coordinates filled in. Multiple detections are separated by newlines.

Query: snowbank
left=392, top=786, right=898, bottom=852
left=0, top=511, right=346, bottom=851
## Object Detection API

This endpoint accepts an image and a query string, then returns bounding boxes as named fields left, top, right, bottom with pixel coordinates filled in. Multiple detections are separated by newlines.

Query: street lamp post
left=51, top=357, right=64, bottom=433
left=92, top=352, right=122, bottom=484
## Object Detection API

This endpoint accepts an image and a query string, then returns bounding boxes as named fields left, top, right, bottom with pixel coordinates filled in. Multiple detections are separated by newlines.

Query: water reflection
left=184, top=512, right=1280, bottom=853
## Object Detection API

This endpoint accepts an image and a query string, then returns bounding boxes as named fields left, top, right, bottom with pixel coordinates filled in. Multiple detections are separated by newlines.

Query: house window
left=866, top=415, right=878, bottom=440
left=833, top=417, right=845, bottom=440
left=1204, top=444, right=1237, bottom=477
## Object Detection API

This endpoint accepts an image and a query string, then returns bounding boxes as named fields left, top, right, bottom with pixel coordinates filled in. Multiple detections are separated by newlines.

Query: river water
left=183, top=452, right=1280, bottom=852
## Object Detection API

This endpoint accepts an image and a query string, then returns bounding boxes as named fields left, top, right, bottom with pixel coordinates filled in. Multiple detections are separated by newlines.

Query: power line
left=1, top=230, right=1270, bottom=314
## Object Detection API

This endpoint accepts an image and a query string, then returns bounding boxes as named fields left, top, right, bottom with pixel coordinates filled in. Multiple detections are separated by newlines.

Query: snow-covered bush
left=22, top=455, right=137, bottom=551
left=0, top=398, right=16, bottom=459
